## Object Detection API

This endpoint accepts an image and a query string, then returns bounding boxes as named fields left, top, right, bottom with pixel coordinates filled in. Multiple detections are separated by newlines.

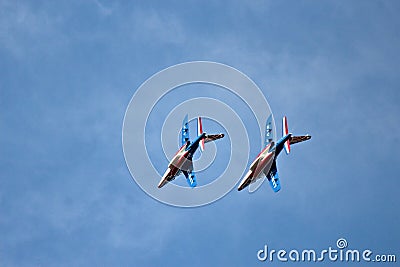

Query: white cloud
left=0, top=0, right=61, bottom=58
left=129, top=8, right=186, bottom=45
left=92, top=0, right=114, bottom=16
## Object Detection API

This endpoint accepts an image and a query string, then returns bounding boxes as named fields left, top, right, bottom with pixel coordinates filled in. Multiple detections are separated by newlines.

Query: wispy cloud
left=1, top=1, right=399, bottom=266
left=0, top=0, right=63, bottom=58
left=129, top=7, right=186, bottom=45
left=92, top=0, right=114, bottom=16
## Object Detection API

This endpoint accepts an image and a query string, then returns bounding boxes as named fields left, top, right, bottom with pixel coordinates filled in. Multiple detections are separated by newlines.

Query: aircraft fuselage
left=237, top=133, right=292, bottom=191
left=238, top=143, right=275, bottom=191
left=158, top=133, right=207, bottom=188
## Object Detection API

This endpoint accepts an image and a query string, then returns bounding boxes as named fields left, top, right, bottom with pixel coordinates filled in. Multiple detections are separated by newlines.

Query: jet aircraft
left=238, top=115, right=311, bottom=192
left=158, top=115, right=224, bottom=188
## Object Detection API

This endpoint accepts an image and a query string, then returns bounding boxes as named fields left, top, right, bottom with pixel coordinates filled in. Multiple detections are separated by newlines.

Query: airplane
left=237, top=115, right=311, bottom=192
left=158, top=115, right=225, bottom=188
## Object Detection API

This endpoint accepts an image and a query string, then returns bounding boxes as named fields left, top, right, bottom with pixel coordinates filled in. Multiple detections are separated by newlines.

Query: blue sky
left=1, top=0, right=399, bottom=266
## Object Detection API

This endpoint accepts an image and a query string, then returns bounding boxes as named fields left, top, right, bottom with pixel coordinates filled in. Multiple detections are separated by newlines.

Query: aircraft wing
left=181, top=114, right=190, bottom=146
left=290, top=135, right=311, bottom=145
left=204, top=133, right=224, bottom=143
left=265, top=161, right=281, bottom=192
left=248, top=176, right=266, bottom=193
left=182, top=170, right=197, bottom=187
left=264, top=114, right=274, bottom=147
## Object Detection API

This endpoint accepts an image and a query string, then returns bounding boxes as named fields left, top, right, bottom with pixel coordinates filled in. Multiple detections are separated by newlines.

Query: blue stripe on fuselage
left=270, top=133, right=291, bottom=157
left=186, top=133, right=206, bottom=154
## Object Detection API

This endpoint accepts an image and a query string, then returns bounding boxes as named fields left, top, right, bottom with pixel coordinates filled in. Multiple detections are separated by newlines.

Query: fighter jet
left=238, top=115, right=311, bottom=192
left=158, top=115, right=224, bottom=188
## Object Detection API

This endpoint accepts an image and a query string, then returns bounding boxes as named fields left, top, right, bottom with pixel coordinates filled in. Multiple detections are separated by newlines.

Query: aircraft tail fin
left=197, top=117, right=205, bottom=151
left=197, top=117, right=224, bottom=150
left=282, top=116, right=291, bottom=154
left=282, top=116, right=311, bottom=154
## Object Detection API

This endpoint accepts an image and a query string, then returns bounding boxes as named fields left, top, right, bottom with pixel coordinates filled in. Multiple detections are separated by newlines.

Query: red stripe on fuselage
left=254, top=144, right=270, bottom=159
